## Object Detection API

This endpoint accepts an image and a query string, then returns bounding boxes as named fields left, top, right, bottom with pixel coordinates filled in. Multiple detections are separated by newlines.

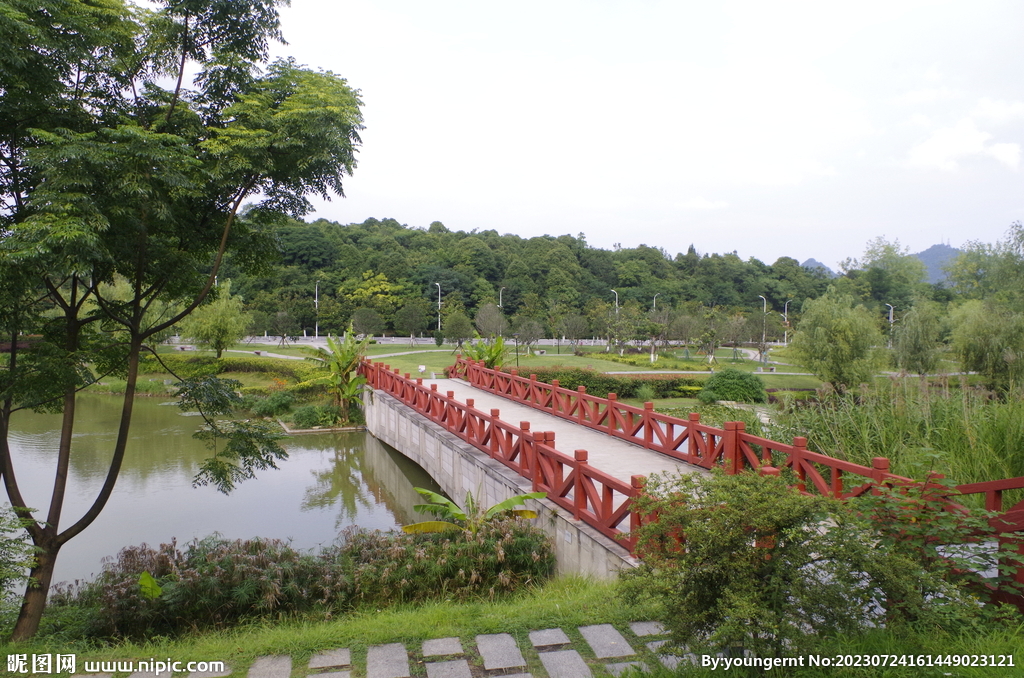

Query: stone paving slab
left=579, top=624, right=635, bottom=659
left=476, top=633, right=526, bottom=671
left=422, top=637, right=464, bottom=656
left=605, top=661, right=645, bottom=677
left=629, top=621, right=665, bottom=636
left=309, top=649, right=351, bottom=669
left=529, top=627, right=571, bottom=647
left=366, top=643, right=410, bottom=678
left=424, top=659, right=473, bottom=678
left=248, top=656, right=292, bottom=678
left=538, top=650, right=593, bottom=678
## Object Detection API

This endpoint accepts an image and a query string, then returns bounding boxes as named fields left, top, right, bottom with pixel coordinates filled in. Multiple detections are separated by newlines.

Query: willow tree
left=0, top=0, right=363, bottom=639
left=790, top=288, right=884, bottom=391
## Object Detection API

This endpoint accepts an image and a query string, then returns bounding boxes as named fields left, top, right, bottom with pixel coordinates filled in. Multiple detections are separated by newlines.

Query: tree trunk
left=10, top=532, right=59, bottom=641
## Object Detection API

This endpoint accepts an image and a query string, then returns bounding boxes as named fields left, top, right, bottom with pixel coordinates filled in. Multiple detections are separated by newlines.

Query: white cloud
left=971, top=98, right=1024, bottom=124
left=986, top=142, right=1021, bottom=169
left=679, top=197, right=728, bottom=211
left=905, top=119, right=1020, bottom=171
left=896, top=87, right=958, bottom=106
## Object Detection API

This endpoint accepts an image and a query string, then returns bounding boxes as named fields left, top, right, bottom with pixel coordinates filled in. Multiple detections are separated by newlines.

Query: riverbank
left=7, top=576, right=1022, bottom=677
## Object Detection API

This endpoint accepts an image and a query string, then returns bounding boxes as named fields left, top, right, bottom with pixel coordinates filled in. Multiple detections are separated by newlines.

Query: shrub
left=292, top=404, right=341, bottom=428
left=621, top=470, right=998, bottom=659
left=44, top=521, right=554, bottom=639
left=697, top=368, right=766, bottom=405
left=509, top=366, right=703, bottom=399
left=249, top=391, right=295, bottom=417
left=634, top=384, right=657, bottom=402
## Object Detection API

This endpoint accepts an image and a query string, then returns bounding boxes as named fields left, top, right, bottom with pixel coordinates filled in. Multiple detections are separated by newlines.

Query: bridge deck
left=423, top=378, right=708, bottom=483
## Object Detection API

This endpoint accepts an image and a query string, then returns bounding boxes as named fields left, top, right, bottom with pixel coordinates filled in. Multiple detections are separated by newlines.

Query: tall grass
left=771, top=377, right=1024, bottom=500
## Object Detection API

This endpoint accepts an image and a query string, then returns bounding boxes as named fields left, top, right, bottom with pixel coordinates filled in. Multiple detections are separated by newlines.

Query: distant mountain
left=801, top=258, right=837, bottom=277
left=911, top=243, right=962, bottom=284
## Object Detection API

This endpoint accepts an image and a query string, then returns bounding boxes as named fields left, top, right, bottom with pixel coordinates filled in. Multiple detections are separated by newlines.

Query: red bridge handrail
left=361, top=357, right=1024, bottom=604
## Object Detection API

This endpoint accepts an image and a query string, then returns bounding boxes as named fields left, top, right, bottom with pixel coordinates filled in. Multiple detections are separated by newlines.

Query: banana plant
left=402, top=488, right=546, bottom=534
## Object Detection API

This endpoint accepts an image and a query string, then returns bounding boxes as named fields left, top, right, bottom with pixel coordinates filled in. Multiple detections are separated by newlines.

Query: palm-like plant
left=302, top=330, right=370, bottom=424
left=402, top=488, right=546, bottom=534
left=461, top=334, right=510, bottom=369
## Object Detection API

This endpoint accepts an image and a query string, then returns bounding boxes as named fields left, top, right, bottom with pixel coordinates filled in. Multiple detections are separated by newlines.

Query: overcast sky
left=269, top=0, right=1024, bottom=269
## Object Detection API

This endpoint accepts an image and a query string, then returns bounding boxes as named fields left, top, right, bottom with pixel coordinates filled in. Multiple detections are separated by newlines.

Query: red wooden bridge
left=361, top=356, right=1024, bottom=606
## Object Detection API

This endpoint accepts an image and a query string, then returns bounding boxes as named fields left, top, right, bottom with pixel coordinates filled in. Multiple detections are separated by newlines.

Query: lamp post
left=652, top=293, right=660, bottom=311
left=758, top=295, right=768, bottom=367
left=435, top=283, right=442, bottom=332
left=314, top=280, right=320, bottom=339
left=498, top=286, right=505, bottom=308
left=611, top=289, right=619, bottom=315
left=512, top=333, right=520, bottom=368
left=781, top=299, right=792, bottom=346
left=885, top=303, right=895, bottom=348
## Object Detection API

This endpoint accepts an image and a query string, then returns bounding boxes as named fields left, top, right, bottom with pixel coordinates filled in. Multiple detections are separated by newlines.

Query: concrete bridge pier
left=363, top=388, right=637, bottom=579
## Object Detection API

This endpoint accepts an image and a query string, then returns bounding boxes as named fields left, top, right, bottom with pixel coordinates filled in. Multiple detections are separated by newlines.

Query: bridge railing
left=364, top=358, right=1024, bottom=603
left=450, top=357, right=916, bottom=497
left=363, top=360, right=642, bottom=550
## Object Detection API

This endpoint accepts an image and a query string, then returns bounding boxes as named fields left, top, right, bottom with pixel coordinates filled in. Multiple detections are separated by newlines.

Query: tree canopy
left=0, top=0, right=362, bottom=639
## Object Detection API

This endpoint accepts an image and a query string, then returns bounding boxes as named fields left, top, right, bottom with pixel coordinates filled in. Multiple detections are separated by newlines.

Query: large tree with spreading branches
left=0, top=0, right=363, bottom=639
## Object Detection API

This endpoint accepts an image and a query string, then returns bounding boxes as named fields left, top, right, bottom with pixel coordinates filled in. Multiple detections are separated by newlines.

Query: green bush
left=510, top=366, right=703, bottom=399
left=292, top=404, right=341, bottom=428
left=44, top=520, right=554, bottom=639
left=0, top=505, right=34, bottom=633
left=621, top=471, right=1002, bottom=659
left=249, top=391, right=294, bottom=417
left=697, top=368, right=766, bottom=405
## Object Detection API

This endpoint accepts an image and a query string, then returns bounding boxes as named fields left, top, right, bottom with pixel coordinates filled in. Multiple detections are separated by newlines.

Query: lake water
left=5, top=394, right=441, bottom=584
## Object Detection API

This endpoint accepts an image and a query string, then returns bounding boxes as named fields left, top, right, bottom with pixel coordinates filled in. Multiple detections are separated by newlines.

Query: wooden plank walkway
left=423, top=379, right=707, bottom=483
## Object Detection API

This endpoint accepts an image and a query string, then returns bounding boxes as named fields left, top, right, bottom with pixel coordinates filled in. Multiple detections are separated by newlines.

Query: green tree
left=443, top=311, right=474, bottom=351
left=351, top=307, right=383, bottom=338
left=892, top=301, right=944, bottom=376
left=0, top=0, right=363, bottom=639
left=474, top=302, right=507, bottom=338
left=179, top=281, right=251, bottom=357
left=394, top=299, right=430, bottom=346
left=790, top=288, right=885, bottom=390
left=949, top=300, right=1024, bottom=389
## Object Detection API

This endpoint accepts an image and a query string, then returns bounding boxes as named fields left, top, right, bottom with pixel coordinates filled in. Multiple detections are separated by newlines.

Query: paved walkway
left=105, top=621, right=694, bottom=677
left=422, top=379, right=707, bottom=483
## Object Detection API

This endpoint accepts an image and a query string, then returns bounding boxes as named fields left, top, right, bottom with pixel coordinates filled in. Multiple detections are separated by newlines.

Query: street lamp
left=652, top=293, right=660, bottom=311
left=781, top=299, right=792, bottom=346
left=758, top=295, right=768, bottom=366
left=885, top=303, right=895, bottom=348
left=435, top=282, right=442, bottom=332
left=512, top=333, right=520, bottom=368
left=498, top=286, right=505, bottom=308
left=611, top=289, right=619, bottom=315
left=314, top=280, right=320, bottom=339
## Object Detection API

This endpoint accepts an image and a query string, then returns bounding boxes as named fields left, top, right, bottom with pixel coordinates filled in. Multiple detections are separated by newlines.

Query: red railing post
left=607, top=393, right=618, bottom=434
left=643, top=401, right=655, bottom=449
left=577, top=386, right=586, bottom=425
left=630, top=474, right=645, bottom=536
left=522, top=422, right=537, bottom=489
left=723, top=421, right=743, bottom=474
left=574, top=449, right=588, bottom=520
left=792, top=437, right=808, bottom=493
left=688, top=413, right=700, bottom=459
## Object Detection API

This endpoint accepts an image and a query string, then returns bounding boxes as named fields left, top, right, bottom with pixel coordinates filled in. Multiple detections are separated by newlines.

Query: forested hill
left=224, top=217, right=950, bottom=338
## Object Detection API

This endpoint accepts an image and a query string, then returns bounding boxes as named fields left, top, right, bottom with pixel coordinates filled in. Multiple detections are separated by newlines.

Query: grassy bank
left=6, top=576, right=1022, bottom=677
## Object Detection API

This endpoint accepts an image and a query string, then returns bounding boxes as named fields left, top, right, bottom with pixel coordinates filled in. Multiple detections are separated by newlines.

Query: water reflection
left=6, top=394, right=441, bottom=584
